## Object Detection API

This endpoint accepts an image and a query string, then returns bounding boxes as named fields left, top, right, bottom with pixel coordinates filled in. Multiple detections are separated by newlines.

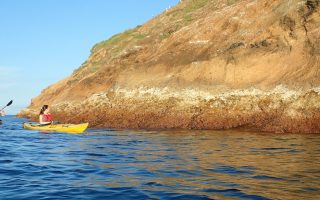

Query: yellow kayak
left=23, top=123, right=89, bottom=134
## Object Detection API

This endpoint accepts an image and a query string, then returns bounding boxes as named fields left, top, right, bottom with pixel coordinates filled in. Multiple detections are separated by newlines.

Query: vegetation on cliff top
left=90, top=0, right=243, bottom=54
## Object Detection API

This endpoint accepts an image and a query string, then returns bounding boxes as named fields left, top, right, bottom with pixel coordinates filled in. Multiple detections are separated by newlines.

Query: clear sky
left=0, top=0, right=179, bottom=114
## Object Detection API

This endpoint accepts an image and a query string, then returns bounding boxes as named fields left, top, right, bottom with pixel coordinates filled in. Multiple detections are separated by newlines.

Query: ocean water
left=0, top=115, right=320, bottom=199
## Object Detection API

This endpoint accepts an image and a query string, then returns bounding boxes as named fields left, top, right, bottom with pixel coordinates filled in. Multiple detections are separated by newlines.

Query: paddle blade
left=6, top=100, right=13, bottom=107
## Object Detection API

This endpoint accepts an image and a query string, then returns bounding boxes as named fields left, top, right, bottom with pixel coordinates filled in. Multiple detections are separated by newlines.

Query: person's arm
left=39, top=115, right=50, bottom=125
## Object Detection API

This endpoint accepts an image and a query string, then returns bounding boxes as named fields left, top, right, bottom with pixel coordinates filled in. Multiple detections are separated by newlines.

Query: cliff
left=19, top=0, right=320, bottom=133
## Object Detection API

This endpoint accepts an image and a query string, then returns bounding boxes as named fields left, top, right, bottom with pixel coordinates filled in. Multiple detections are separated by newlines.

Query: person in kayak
left=0, top=110, right=4, bottom=125
left=39, top=105, right=53, bottom=125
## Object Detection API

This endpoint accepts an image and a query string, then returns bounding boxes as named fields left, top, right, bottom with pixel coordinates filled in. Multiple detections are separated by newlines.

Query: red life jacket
left=42, top=113, right=53, bottom=122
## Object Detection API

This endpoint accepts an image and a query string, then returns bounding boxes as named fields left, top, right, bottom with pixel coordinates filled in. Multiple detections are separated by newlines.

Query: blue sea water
left=0, top=115, right=320, bottom=199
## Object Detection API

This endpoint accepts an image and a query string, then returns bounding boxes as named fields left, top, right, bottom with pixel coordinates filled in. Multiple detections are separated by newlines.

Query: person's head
left=39, top=105, right=50, bottom=115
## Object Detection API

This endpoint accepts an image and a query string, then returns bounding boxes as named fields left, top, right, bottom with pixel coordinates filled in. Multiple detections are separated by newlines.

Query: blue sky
left=0, top=0, right=179, bottom=114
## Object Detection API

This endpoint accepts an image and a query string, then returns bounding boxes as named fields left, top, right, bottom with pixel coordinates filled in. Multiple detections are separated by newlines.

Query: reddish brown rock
left=19, top=0, right=320, bottom=133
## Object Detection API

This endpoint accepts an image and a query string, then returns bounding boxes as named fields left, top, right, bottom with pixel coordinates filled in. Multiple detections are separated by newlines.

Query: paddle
left=0, top=100, right=13, bottom=112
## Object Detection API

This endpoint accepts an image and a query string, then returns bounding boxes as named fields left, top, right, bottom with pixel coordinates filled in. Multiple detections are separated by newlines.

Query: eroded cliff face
left=19, top=0, right=320, bottom=133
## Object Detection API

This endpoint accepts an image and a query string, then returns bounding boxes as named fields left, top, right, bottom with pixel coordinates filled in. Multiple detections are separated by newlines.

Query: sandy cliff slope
left=19, top=0, right=320, bottom=133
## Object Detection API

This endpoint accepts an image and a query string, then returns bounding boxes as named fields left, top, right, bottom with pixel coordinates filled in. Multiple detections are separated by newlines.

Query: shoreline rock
left=18, top=85, right=320, bottom=133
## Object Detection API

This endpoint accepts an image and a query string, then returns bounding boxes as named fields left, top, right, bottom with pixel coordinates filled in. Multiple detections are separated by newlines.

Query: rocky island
left=19, top=0, right=320, bottom=133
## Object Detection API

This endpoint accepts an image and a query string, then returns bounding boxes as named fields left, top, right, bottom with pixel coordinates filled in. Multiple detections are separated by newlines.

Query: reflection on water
left=0, top=116, right=320, bottom=199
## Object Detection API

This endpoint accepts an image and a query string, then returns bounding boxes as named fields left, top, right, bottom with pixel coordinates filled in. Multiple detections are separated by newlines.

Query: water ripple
left=0, top=116, right=320, bottom=199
